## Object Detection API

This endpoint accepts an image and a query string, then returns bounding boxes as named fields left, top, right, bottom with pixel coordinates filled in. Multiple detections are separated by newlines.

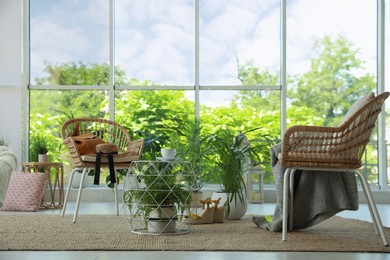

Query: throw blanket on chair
left=0, top=146, right=18, bottom=207
left=252, top=142, right=359, bottom=231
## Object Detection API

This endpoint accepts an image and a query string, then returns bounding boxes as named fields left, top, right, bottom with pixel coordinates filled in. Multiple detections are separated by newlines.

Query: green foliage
left=136, top=131, right=166, bottom=160
left=115, top=89, right=195, bottom=160
left=169, top=118, right=214, bottom=183
left=29, top=134, right=49, bottom=162
left=236, top=59, right=281, bottom=111
left=30, top=90, right=106, bottom=121
left=35, top=61, right=128, bottom=85
left=209, top=127, right=276, bottom=213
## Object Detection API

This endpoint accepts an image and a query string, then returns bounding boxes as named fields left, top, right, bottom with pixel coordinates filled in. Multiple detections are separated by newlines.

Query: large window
left=28, top=0, right=388, bottom=188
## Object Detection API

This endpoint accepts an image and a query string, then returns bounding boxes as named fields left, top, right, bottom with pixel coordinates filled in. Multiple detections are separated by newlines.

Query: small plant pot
left=38, top=154, right=49, bottom=163
left=147, top=206, right=177, bottom=234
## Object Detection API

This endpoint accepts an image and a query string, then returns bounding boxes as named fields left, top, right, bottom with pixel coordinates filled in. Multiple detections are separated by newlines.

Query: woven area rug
left=0, top=214, right=389, bottom=252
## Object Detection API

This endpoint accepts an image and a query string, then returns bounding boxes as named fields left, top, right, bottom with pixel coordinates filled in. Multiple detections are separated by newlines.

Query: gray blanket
left=252, top=143, right=359, bottom=231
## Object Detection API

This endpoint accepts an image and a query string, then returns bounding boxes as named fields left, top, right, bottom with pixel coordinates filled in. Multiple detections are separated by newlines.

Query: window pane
left=30, top=0, right=109, bottom=85
left=200, top=90, right=281, bottom=184
left=115, top=0, right=195, bottom=86
left=199, top=0, right=280, bottom=85
left=286, top=0, right=378, bottom=184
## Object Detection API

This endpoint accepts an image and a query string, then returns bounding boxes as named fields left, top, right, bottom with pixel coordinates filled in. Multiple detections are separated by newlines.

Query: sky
left=29, top=0, right=389, bottom=96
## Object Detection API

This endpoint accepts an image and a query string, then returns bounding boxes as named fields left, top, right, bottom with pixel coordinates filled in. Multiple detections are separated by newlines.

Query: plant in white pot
left=30, top=134, right=49, bottom=163
left=209, top=127, right=274, bottom=220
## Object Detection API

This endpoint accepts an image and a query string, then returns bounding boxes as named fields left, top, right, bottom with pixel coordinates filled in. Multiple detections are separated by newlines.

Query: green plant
left=193, top=180, right=204, bottom=192
left=169, top=118, right=213, bottom=183
left=136, top=130, right=166, bottom=160
left=29, top=134, right=49, bottom=162
left=209, top=127, right=275, bottom=214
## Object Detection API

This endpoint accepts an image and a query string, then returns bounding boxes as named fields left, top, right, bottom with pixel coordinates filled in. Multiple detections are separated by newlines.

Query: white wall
left=0, top=0, right=23, bottom=168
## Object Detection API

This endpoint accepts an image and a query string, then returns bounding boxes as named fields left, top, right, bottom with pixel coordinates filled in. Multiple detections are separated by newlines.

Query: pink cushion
left=1, top=171, right=46, bottom=212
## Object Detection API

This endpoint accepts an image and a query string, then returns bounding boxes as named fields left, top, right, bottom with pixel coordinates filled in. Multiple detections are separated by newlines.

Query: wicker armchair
left=280, top=92, right=389, bottom=246
left=60, top=118, right=144, bottom=223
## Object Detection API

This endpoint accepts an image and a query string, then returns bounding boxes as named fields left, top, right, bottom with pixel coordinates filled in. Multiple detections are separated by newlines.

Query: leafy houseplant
left=169, top=118, right=213, bottom=182
left=123, top=161, right=194, bottom=234
left=168, top=119, right=213, bottom=207
left=210, top=127, right=275, bottom=217
left=29, top=134, right=49, bottom=162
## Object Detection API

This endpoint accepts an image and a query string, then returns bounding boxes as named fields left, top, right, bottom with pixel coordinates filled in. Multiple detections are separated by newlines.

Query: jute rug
left=0, top=214, right=389, bottom=252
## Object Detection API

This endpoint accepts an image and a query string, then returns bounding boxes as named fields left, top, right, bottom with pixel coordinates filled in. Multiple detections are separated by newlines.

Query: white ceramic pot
left=148, top=206, right=177, bottom=233
left=211, top=191, right=248, bottom=220
left=38, top=154, right=49, bottom=163
left=148, top=220, right=176, bottom=233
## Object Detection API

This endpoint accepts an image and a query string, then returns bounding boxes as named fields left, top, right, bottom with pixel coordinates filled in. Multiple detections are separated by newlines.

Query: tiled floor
left=0, top=202, right=389, bottom=260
